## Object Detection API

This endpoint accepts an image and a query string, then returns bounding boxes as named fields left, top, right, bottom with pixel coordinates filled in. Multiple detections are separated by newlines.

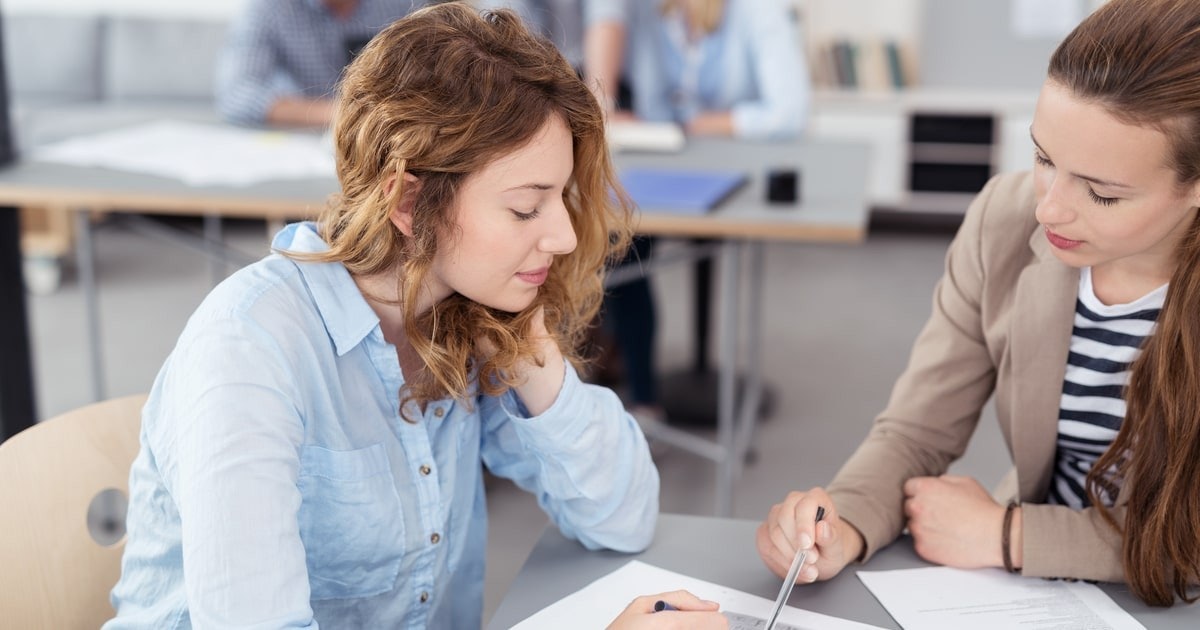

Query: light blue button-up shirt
left=624, top=0, right=810, bottom=140
left=105, top=222, right=659, bottom=629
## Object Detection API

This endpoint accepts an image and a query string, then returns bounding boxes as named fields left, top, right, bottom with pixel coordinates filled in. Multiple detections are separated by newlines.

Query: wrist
left=840, top=519, right=867, bottom=564
left=513, top=339, right=564, bottom=415
left=1001, top=502, right=1022, bottom=573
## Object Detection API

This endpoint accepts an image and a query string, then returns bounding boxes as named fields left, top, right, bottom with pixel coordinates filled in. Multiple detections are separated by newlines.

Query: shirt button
left=419, top=592, right=429, bottom=603
left=419, top=464, right=432, bottom=476
left=433, top=407, right=445, bottom=418
left=430, top=532, right=441, bottom=544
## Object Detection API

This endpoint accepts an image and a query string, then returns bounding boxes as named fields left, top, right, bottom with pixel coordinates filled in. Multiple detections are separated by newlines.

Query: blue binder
left=619, top=168, right=748, bottom=215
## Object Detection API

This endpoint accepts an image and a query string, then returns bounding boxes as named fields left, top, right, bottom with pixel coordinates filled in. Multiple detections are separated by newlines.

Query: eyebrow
left=503, top=183, right=555, bottom=192
left=1029, top=129, right=1134, bottom=189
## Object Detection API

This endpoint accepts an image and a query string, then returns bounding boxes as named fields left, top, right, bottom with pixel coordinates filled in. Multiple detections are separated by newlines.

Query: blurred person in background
left=216, top=0, right=428, bottom=127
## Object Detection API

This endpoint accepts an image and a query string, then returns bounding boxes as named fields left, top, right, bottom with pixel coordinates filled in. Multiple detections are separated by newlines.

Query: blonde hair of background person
left=104, top=5, right=733, bottom=628
left=660, top=0, right=724, bottom=35
left=755, top=0, right=1200, bottom=607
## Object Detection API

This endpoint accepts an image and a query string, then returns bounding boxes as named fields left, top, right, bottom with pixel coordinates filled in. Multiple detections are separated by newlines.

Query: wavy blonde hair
left=287, top=3, right=632, bottom=417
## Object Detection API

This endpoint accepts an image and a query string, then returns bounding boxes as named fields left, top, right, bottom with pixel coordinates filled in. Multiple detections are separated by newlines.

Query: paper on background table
left=606, top=120, right=686, bottom=153
left=512, top=560, right=885, bottom=630
left=858, top=566, right=1145, bottom=630
left=33, top=120, right=336, bottom=187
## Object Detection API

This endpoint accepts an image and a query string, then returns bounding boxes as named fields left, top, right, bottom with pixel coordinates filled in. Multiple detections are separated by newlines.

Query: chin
left=475, top=292, right=538, bottom=314
left=1048, top=248, right=1093, bottom=269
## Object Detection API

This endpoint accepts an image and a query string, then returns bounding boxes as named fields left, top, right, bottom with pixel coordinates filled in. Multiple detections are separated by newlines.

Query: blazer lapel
left=1010, top=228, right=1079, bottom=501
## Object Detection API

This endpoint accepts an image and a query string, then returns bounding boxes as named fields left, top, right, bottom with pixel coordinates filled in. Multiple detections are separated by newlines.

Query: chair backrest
left=0, top=394, right=147, bottom=630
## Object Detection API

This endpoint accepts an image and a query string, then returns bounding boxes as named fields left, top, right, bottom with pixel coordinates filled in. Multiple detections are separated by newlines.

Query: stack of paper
left=858, top=566, right=1146, bottom=630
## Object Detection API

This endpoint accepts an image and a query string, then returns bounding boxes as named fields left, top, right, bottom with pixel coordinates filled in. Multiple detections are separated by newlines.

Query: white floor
left=27, top=216, right=1011, bottom=626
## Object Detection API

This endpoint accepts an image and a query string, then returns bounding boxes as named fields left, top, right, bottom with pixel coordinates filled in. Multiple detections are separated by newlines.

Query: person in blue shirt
left=621, top=0, right=810, bottom=139
left=107, top=5, right=728, bottom=628
left=215, top=0, right=426, bottom=128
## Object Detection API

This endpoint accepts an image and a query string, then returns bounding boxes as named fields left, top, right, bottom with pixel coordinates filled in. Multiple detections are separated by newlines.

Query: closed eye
left=1035, top=152, right=1119, bottom=206
left=1087, top=189, right=1118, bottom=206
left=510, top=208, right=540, bottom=221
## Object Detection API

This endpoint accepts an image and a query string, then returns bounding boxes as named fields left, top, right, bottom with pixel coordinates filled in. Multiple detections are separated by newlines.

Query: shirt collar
left=272, top=222, right=379, bottom=356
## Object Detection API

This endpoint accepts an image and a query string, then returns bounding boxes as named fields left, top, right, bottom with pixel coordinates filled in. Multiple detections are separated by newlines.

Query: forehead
left=467, top=114, right=574, bottom=189
left=1033, top=81, right=1175, bottom=180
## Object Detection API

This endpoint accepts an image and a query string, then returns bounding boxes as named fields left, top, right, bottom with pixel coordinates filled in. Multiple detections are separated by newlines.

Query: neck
left=353, top=269, right=446, bottom=345
left=1091, top=260, right=1173, bottom=306
left=324, top=0, right=358, bottom=20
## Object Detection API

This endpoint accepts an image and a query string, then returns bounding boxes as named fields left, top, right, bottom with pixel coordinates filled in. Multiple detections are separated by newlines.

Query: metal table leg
left=75, top=209, right=105, bottom=402
left=716, top=240, right=743, bottom=516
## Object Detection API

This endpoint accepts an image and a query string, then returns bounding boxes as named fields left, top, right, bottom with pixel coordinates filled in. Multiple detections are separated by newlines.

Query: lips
left=1044, top=228, right=1084, bottom=250
left=515, top=267, right=549, bottom=285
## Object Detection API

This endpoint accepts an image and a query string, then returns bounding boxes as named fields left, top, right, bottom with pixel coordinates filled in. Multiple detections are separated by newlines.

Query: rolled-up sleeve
left=729, top=0, right=810, bottom=140
left=480, top=360, right=660, bottom=552
left=215, top=1, right=295, bottom=126
left=585, top=0, right=628, bottom=25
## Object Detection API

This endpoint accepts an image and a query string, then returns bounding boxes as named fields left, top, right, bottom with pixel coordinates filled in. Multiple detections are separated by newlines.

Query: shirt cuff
left=499, top=359, right=595, bottom=450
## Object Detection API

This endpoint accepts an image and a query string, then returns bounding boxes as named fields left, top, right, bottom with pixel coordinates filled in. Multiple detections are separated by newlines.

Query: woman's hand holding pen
left=902, top=475, right=1009, bottom=569
left=605, top=591, right=728, bottom=629
left=755, top=487, right=864, bottom=584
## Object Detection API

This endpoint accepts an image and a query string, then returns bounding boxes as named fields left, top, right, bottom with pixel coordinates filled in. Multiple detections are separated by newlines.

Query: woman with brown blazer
left=757, top=0, right=1200, bottom=607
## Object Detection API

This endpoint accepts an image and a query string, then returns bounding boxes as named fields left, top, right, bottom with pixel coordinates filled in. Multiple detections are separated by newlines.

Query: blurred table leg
left=0, top=206, right=37, bottom=441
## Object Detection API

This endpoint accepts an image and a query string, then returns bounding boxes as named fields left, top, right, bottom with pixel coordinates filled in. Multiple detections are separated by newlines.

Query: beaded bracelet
left=1002, top=501, right=1019, bottom=573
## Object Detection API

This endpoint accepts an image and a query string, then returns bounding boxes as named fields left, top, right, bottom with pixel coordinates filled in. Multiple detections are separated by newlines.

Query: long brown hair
left=287, top=3, right=632, bottom=416
left=1050, top=0, right=1200, bottom=606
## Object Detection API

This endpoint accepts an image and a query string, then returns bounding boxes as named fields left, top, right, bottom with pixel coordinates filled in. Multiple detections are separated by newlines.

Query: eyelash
left=1033, top=152, right=1118, bottom=206
left=511, top=208, right=540, bottom=221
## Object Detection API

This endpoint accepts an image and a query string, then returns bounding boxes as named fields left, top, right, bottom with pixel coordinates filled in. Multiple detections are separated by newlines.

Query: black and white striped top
left=1048, top=267, right=1166, bottom=509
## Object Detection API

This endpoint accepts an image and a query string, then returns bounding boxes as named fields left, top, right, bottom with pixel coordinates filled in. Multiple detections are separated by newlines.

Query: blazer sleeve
left=1020, top=502, right=1125, bottom=582
left=827, top=176, right=1004, bottom=561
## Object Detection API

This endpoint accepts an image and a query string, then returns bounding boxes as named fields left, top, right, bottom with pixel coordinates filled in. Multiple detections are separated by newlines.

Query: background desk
left=0, top=137, right=869, bottom=505
left=489, top=513, right=1195, bottom=629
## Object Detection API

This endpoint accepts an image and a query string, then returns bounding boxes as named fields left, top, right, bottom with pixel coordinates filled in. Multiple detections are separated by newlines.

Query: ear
left=385, top=172, right=423, bottom=237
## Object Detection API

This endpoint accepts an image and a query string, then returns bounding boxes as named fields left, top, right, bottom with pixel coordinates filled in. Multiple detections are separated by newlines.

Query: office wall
left=4, top=0, right=245, bottom=18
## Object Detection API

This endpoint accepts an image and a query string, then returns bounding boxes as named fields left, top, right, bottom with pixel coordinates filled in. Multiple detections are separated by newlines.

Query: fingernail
left=819, top=521, right=831, bottom=540
left=798, top=533, right=813, bottom=549
left=804, top=566, right=819, bottom=582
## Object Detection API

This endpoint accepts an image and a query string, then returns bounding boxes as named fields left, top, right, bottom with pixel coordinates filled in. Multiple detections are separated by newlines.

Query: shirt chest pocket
left=297, top=443, right=406, bottom=600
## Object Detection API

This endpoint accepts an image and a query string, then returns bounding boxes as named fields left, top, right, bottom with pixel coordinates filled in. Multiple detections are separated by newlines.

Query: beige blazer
left=828, top=171, right=1129, bottom=582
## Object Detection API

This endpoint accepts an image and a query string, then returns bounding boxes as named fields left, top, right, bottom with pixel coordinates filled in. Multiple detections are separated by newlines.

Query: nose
left=1034, top=168, right=1075, bottom=227
left=539, top=196, right=578, bottom=255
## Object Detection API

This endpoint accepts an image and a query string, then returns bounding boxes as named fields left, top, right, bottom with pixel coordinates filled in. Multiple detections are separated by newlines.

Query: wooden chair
left=0, top=394, right=147, bottom=629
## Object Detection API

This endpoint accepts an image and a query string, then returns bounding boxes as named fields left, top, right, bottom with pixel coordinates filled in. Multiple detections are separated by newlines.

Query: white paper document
left=513, top=560, right=885, bottom=630
left=606, top=120, right=686, bottom=153
left=34, top=120, right=336, bottom=187
left=858, top=566, right=1145, bottom=630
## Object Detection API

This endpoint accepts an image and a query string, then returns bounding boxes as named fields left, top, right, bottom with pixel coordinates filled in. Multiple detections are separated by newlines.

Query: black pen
left=653, top=600, right=678, bottom=612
